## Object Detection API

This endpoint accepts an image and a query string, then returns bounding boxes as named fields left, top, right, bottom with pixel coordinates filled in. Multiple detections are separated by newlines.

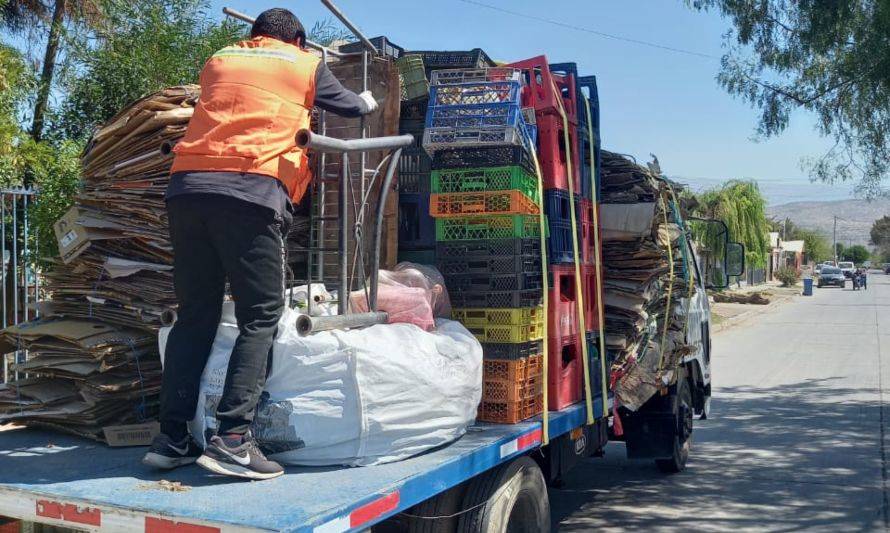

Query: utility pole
left=833, top=215, right=838, bottom=263
left=782, top=219, right=787, bottom=241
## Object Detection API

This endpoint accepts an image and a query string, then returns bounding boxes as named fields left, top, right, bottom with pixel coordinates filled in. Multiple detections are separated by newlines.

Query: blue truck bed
left=0, top=401, right=597, bottom=532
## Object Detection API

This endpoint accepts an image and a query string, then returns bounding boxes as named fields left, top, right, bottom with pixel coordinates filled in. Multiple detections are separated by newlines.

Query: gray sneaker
left=196, top=432, right=284, bottom=480
left=142, top=433, right=203, bottom=469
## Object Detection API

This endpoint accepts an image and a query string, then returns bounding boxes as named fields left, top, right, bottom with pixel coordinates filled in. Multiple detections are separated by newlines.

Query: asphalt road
left=551, top=272, right=889, bottom=532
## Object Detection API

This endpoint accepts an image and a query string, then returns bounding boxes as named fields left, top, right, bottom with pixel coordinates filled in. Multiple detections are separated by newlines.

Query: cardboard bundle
left=43, top=86, right=199, bottom=329
left=599, top=150, right=692, bottom=411
left=0, top=87, right=198, bottom=441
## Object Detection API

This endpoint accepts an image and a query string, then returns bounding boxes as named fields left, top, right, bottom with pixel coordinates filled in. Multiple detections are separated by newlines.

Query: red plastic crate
left=536, top=114, right=582, bottom=193
left=548, top=265, right=578, bottom=339
left=547, top=333, right=584, bottom=410
left=580, top=263, right=602, bottom=332
left=579, top=198, right=594, bottom=265
left=506, top=55, right=578, bottom=125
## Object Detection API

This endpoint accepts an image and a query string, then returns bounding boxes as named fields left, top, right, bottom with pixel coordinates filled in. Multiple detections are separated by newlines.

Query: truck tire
left=457, top=456, right=550, bottom=533
left=655, top=374, right=693, bottom=474
left=404, top=483, right=466, bottom=533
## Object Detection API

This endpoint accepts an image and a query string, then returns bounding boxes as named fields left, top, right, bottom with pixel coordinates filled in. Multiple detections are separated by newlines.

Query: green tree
left=694, top=179, right=771, bottom=269
left=1, top=0, right=104, bottom=142
left=842, top=244, right=870, bottom=264
left=54, top=0, right=244, bottom=141
left=688, top=1, right=890, bottom=195
left=796, top=229, right=831, bottom=264
left=836, top=242, right=845, bottom=259
left=870, top=215, right=890, bottom=251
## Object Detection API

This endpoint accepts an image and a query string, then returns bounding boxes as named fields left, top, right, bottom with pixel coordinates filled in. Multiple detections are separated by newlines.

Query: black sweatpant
left=160, top=194, right=291, bottom=437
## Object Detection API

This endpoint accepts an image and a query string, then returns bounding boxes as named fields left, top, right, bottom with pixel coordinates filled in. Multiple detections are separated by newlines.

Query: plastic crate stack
left=422, top=67, right=544, bottom=424
left=506, top=55, right=603, bottom=411
left=397, top=50, right=497, bottom=265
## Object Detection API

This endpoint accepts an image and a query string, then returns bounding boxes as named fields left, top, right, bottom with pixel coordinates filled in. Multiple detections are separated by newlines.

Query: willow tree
left=694, top=180, right=771, bottom=270
left=688, top=1, right=890, bottom=196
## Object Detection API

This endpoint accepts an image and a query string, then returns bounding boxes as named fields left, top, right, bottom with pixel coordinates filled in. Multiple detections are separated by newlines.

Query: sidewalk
left=710, top=280, right=799, bottom=333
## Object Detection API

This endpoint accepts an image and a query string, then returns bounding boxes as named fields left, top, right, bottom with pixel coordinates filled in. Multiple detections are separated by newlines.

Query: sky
left=209, top=0, right=857, bottom=205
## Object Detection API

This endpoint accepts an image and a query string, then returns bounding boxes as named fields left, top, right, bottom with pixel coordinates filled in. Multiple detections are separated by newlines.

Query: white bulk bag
left=160, top=305, right=482, bottom=466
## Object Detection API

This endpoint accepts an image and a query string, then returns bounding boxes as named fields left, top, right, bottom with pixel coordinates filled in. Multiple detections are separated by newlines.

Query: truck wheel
left=655, top=375, right=693, bottom=474
left=404, top=483, right=466, bottom=533
left=457, top=456, right=550, bottom=533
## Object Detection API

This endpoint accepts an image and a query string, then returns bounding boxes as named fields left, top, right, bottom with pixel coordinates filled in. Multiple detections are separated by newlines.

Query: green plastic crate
left=396, top=55, right=429, bottom=101
left=436, top=215, right=542, bottom=241
left=431, top=165, right=540, bottom=202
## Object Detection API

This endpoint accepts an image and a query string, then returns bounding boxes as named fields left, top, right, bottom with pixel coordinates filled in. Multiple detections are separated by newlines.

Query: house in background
left=768, top=232, right=806, bottom=279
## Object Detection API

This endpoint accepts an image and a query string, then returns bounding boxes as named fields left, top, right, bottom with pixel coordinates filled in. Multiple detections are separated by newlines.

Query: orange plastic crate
left=482, top=354, right=543, bottom=382
left=430, top=190, right=540, bottom=218
left=478, top=394, right=544, bottom=424
left=483, top=373, right=543, bottom=403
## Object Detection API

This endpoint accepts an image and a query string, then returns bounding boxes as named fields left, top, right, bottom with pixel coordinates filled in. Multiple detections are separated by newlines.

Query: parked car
left=883, top=263, right=890, bottom=274
left=814, top=264, right=823, bottom=275
left=838, top=261, right=856, bottom=278
left=818, top=267, right=846, bottom=288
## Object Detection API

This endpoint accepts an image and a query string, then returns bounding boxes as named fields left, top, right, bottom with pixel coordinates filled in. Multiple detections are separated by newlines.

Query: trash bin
left=803, top=277, right=813, bottom=296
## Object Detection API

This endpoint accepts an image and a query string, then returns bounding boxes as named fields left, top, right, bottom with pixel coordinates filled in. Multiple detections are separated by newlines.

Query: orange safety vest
left=171, top=36, right=321, bottom=203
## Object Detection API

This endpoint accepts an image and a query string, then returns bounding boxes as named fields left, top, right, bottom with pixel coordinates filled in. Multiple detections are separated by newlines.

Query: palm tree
left=1, top=0, right=103, bottom=142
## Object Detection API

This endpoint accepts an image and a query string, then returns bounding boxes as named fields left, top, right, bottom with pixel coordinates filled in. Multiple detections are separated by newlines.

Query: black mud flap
left=622, top=411, right=677, bottom=460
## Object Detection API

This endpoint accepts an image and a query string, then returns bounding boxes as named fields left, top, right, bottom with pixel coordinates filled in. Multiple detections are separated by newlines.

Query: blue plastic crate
left=577, top=75, right=601, bottom=136
left=425, top=102, right=522, bottom=129
left=544, top=190, right=584, bottom=264
left=399, top=193, right=436, bottom=249
left=429, top=80, right=522, bottom=106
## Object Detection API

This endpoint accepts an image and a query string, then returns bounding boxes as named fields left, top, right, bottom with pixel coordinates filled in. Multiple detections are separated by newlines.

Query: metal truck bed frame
left=0, top=402, right=599, bottom=532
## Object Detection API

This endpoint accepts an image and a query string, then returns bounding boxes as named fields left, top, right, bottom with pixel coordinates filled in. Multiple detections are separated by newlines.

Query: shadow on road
left=551, top=378, right=887, bottom=531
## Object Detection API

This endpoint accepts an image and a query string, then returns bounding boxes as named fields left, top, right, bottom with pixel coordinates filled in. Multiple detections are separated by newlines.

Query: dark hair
left=251, top=8, right=306, bottom=46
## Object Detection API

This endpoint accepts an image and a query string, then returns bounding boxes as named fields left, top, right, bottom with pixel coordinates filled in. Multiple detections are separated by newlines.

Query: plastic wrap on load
left=159, top=302, right=482, bottom=466
left=352, top=262, right=451, bottom=319
left=349, top=285, right=435, bottom=331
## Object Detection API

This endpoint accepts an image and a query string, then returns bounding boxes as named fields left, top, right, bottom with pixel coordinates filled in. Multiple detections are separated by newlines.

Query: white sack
left=160, top=304, right=482, bottom=466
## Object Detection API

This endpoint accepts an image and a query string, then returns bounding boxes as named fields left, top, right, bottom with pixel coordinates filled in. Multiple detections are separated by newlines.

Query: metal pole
left=319, top=0, right=378, bottom=53
left=833, top=215, right=838, bottom=263
left=296, top=131, right=414, bottom=153
left=12, top=195, right=17, bottom=326
left=369, top=148, right=402, bottom=310
left=22, top=194, right=28, bottom=322
left=339, top=152, right=349, bottom=315
left=360, top=49, right=369, bottom=237
left=2, top=194, right=6, bottom=329
left=316, top=48, right=329, bottom=289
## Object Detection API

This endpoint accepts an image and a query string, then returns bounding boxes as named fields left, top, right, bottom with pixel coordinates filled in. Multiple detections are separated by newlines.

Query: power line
left=456, top=0, right=720, bottom=60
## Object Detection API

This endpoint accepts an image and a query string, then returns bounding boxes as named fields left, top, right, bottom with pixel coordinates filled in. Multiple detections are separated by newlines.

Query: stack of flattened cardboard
left=598, top=150, right=691, bottom=411
left=43, top=86, right=199, bottom=330
left=0, top=87, right=198, bottom=441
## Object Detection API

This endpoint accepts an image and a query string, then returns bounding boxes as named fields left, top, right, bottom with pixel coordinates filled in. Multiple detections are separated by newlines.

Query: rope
left=657, top=193, right=676, bottom=372
left=549, top=77, right=594, bottom=426
left=528, top=131, right=550, bottom=445
left=583, top=96, right=609, bottom=415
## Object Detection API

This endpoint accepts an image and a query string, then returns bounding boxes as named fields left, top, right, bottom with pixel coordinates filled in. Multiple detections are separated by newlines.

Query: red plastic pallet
left=506, top=55, right=578, bottom=125
left=536, top=114, right=582, bottom=192
left=548, top=265, right=578, bottom=339
left=547, top=333, right=584, bottom=410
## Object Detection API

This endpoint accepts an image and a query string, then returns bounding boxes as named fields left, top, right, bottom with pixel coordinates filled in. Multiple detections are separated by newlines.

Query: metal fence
left=1, top=187, right=41, bottom=384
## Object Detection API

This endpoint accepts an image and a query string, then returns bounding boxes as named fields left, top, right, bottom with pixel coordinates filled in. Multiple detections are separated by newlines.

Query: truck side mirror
left=727, top=242, right=745, bottom=277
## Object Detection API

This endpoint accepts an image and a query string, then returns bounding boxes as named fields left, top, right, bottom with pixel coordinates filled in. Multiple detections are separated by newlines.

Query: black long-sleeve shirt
left=166, top=63, right=372, bottom=216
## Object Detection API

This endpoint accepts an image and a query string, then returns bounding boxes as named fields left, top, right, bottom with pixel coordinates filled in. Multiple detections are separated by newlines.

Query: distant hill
left=766, top=199, right=890, bottom=247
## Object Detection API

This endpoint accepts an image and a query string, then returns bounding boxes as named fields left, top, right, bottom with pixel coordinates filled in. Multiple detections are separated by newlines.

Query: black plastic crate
left=398, top=147, right=431, bottom=193
left=445, top=271, right=542, bottom=291
left=399, top=193, right=435, bottom=249
left=411, top=48, right=495, bottom=75
left=482, top=340, right=544, bottom=361
left=401, top=97, right=430, bottom=120
left=436, top=238, right=540, bottom=260
left=449, top=288, right=543, bottom=308
left=431, top=145, right=535, bottom=175
left=399, top=117, right=426, bottom=148
left=339, top=36, right=404, bottom=58
left=437, top=254, right=541, bottom=276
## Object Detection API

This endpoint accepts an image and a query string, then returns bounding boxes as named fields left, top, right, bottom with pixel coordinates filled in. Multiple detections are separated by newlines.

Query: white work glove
left=359, top=90, right=379, bottom=113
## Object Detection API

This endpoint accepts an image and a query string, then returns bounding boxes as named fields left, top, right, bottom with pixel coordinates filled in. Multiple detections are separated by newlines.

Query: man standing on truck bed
left=142, top=8, right=377, bottom=480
